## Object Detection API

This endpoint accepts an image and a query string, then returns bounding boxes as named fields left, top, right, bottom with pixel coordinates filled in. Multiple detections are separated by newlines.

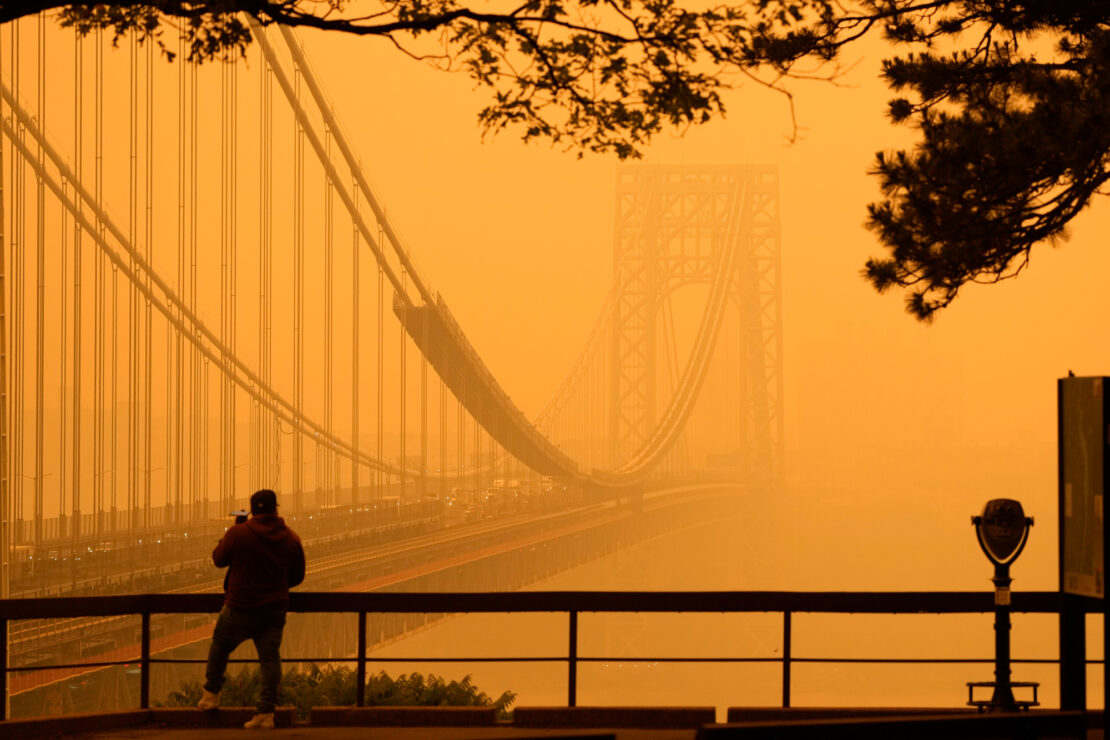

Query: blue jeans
left=203, top=604, right=287, bottom=713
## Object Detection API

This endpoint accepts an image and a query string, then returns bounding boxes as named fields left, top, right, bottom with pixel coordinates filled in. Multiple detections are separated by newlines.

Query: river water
left=365, top=484, right=1103, bottom=719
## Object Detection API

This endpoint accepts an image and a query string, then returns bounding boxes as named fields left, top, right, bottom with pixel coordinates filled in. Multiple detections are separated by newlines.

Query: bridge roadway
left=8, top=481, right=744, bottom=713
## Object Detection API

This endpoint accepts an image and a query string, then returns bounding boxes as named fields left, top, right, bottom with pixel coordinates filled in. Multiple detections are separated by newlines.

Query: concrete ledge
left=0, top=709, right=149, bottom=740
left=310, top=705, right=498, bottom=726
left=727, top=707, right=977, bottom=723
left=698, top=710, right=1087, bottom=739
left=514, top=706, right=716, bottom=729
left=152, top=706, right=296, bottom=728
left=0, top=706, right=296, bottom=738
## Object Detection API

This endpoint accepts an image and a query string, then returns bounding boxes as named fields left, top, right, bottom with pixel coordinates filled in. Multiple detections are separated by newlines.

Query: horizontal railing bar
left=6, top=660, right=141, bottom=672
left=9, top=655, right=1087, bottom=672
left=790, top=658, right=1058, bottom=664
left=0, top=590, right=1094, bottom=619
left=149, top=658, right=361, bottom=665
left=355, top=657, right=1078, bottom=665
left=121, top=656, right=575, bottom=665
left=300, top=657, right=570, bottom=663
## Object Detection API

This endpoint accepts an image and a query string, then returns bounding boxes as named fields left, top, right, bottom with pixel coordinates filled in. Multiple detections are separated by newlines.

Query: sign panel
left=1059, top=376, right=1105, bottom=598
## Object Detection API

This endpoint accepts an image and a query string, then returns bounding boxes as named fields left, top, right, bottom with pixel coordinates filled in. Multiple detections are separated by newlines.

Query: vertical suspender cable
left=34, top=14, right=44, bottom=552
left=439, top=379, right=445, bottom=498
left=399, top=272, right=406, bottom=506
left=263, top=60, right=273, bottom=488
left=128, top=24, right=138, bottom=531
left=351, top=179, right=359, bottom=506
left=73, top=29, right=83, bottom=552
left=126, top=25, right=135, bottom=530
left=143, top=40, right=153, bottom=530
left=59, top=41, right=68, bottom=542
left=456, top=396, right=463, bottom=494
left=105, top=28, right=120, bottom=530
left=248, top=58, right=257, bottom=489
left=229, top=57, right=238, bottom=507
left=229, top=55, right=238, bottom=509
left=93, top=26, right=103, bottom=541
left=257, top=59, right=272, bottom=487
left=111, top=212, right=118, bottom=526
left=190, top=55, right=200, bottom=522
left=473, top=399, right=479, bottom=496
left=221, top=52, right=237, bottom=511
left=1, top=19, right=9, bottom=603
left=293, top=64, right=303, bottom=511
left=324, top=129, right=333, bottom=507
left=171, top=30, right=183, bottom=524
left=377, top=250, right=383, bottom=500
left=11, top=21, right=24, bottom=558
left=221, top=53, right=229, bottom=507
left=420, top=305, right=427, bottom=500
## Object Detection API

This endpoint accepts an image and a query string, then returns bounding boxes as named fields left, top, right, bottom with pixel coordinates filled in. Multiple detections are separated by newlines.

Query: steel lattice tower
left=608, top=165, right=784, bottom=483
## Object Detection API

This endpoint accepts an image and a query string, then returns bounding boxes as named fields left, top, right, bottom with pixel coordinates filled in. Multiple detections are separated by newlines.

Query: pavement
left=51, top=725, right=1110, bottom=740
left=9, top=707, right=1105, bottom=740
left=42, top=727, right=689, bottom=740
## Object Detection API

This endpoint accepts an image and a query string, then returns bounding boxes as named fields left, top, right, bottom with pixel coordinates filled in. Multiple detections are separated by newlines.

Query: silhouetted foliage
left=12, top=2, right=1110, bottom=316
left=164, top=664, right=516, bottom=719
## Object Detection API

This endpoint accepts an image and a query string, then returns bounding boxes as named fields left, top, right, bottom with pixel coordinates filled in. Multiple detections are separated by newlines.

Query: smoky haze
left=5, top=15, right=1108, bottom=719
left=302, top=27, right=1103, bottom=592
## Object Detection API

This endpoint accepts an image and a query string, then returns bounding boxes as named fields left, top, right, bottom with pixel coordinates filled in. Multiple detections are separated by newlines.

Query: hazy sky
left=5, top=17, right=1108, bottom=591
left=294, top=27, right=1110, bottom=589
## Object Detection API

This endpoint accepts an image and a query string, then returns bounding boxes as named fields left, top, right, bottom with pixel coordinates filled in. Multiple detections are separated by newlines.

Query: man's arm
left=212, top=528, right=236, bottom=568
left=288, top=536, right=306, bottom=588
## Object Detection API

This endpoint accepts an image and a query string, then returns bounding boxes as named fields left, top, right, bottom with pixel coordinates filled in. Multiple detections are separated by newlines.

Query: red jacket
left=213, top=514, right=305, bottom=609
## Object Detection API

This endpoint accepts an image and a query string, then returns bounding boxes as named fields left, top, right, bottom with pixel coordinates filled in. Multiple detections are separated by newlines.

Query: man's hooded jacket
left=213, top=514, right=305, bottom=609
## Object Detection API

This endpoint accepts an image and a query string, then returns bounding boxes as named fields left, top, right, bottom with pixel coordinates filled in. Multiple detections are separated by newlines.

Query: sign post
left=1058, top=376, right=1109, bottom=712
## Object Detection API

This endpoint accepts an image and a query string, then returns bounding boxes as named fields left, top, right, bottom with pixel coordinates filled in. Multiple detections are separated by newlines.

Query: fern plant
left=163, top=664, right=516, bottom=720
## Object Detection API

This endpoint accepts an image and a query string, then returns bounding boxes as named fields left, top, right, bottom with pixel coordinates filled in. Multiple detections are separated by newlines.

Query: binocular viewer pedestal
left=969, top=499, right=1036, bottom=713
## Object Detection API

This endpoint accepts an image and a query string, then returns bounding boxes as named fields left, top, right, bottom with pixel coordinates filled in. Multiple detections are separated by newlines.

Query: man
left=197, top=489, right=305, bottom=729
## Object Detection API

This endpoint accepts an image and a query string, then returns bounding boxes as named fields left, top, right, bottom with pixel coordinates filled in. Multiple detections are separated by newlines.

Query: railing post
left=356, top=611, right=367, bottom=707
left=1059, top=594, right=1086, bottom=710
left=781, top=610, right=791, bottom=708
left=1, top=616, right=8, bottom=721
left=568, top=610, right=578, bottom=707
left=140, top=611, right=150, bottom=709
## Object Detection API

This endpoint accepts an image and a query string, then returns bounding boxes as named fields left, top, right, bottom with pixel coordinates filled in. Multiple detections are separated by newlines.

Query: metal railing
left=0, top=590, right=1100, bottom=721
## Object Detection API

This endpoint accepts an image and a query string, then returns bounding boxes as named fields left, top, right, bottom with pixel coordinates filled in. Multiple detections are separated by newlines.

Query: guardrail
left=0, top=590, right=1101, bottom=721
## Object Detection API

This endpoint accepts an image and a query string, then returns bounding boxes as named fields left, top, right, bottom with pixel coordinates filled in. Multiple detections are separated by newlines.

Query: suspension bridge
left=0, top=14, right=782, bottom=715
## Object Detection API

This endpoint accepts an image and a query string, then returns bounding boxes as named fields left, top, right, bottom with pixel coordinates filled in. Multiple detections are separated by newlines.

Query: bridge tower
left=608, top=165, right=783, bottom=483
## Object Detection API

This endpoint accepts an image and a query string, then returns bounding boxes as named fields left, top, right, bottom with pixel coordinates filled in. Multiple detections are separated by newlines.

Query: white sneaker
left=243, top=713, right=275, bottom=729
left=196, top=689, right=220, bottom=711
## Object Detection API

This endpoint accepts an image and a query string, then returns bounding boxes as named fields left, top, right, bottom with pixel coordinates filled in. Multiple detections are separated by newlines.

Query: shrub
left=164, top=664, right=516, bottom=720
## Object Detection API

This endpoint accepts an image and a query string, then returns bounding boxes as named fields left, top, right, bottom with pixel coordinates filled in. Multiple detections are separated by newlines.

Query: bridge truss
left=0, top=17, right=783, bottom=599
left=609, top=166, right=783, bottom=482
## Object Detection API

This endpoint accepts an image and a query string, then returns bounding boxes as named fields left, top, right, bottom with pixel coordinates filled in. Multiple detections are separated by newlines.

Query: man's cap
left=250, top=489, right=279, bottom=514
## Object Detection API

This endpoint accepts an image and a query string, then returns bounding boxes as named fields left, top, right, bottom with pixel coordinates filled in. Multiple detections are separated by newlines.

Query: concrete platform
left=4, top=707, right=1105, bottom=740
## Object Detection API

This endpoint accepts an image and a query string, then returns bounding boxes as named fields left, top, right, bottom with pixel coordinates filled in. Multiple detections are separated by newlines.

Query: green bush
left=164, top=664, right=516, bottom=720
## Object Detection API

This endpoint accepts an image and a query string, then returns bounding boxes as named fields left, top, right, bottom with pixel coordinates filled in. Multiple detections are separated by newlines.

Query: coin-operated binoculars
left=970, top=499, right=1034, bottom=711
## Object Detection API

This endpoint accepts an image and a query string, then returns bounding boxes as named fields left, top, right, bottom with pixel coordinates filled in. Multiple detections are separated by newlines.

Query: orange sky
left=3, top=18, right=1108, bottom=593
left=289, top=27, right=1110, bottom=590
